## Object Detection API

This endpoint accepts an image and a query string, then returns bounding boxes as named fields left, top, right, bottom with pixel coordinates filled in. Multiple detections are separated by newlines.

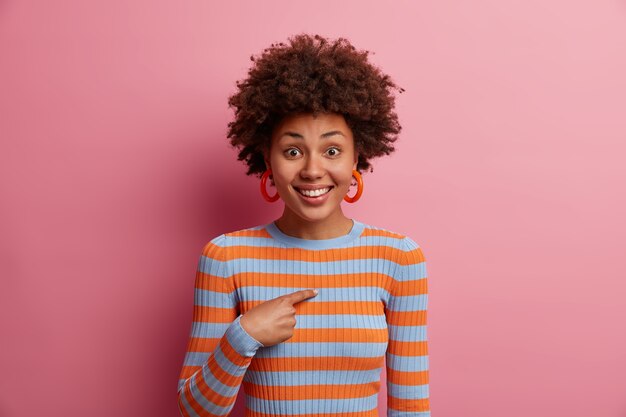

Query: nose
left=300, top=154, right=324, bottom=179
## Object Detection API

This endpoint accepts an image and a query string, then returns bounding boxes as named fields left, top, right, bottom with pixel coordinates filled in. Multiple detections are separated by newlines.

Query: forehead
left=272, top=112, right=351, bottom=138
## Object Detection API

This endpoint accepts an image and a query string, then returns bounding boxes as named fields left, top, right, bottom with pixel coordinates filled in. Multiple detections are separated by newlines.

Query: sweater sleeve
left=177, top=235, right=264, bottom=417
left=385, top=237, right=431, bottom=417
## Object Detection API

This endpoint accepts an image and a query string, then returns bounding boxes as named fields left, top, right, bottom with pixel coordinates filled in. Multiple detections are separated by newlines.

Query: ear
left=262, top=148, right=271, bottom=171
left=353, top=152, right=359, bottom=171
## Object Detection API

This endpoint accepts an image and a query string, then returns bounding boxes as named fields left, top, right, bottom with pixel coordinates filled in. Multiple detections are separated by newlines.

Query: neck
left=274, top=211, right=354, bottom=240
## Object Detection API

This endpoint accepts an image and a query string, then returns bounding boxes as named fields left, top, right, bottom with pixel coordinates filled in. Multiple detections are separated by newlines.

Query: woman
left=177, top=33, right=431, bottom=417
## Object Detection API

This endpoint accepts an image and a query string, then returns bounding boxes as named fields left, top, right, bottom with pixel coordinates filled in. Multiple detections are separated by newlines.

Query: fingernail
left=313, top=289, right=318, bottom=295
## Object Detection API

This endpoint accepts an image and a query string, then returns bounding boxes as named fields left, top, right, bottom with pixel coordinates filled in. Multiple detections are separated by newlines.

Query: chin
left=298, top=207, right=341, bottom=222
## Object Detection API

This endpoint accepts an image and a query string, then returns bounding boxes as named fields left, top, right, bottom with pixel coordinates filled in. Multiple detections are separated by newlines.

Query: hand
left=239, top=289, right=318, bottom=347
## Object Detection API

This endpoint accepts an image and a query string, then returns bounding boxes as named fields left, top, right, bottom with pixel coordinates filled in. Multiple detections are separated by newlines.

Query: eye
left=326, top=146, right=342, bottom=157
left=284, top=147, right=301, bottom=158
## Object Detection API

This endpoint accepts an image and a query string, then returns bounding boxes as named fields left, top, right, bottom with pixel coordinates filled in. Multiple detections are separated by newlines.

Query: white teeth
left=297, top=187, right=331, bottom=197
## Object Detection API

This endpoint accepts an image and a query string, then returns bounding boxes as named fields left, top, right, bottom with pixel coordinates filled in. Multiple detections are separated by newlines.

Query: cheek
left=332, top=169, right=355, bottom=186
left=270, top=165, right=294, bottom=186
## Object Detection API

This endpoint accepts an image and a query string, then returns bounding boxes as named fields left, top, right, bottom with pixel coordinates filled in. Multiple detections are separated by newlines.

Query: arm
left=177, top=235, right=264, bottom=417
left=385, top=237, right=431, bottom=417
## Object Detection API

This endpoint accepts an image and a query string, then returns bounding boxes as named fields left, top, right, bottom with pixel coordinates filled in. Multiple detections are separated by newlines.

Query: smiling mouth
left=294, top=186, right=334, bottom=197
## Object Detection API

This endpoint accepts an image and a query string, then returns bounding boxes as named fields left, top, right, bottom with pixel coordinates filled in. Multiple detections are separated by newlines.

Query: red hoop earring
left=344, top=170, right=363, bottom=203
left=260, top=169, right=280, bottom=202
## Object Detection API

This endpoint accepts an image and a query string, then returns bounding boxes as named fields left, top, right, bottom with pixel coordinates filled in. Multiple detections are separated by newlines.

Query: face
left=264, top=112, right=359, bottom=226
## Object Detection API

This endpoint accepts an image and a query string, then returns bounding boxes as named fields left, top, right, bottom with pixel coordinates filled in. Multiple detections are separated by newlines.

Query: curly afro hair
left=226, top=33, right=405, bottom=178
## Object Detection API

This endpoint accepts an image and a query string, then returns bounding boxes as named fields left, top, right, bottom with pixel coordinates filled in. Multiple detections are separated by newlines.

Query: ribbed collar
left=265, top=219, right=365, bottom=249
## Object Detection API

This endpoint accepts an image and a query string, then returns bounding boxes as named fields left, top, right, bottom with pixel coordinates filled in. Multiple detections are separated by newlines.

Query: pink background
left=1, top=1, right=625, bottom=416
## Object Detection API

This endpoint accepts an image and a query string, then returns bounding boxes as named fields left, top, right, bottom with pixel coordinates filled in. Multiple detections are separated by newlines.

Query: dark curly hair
left=226, top=33, right=405, bottom=178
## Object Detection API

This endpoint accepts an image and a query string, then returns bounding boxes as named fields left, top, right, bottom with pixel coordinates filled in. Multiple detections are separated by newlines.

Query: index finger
left=284, top=289, right=318, bottom=304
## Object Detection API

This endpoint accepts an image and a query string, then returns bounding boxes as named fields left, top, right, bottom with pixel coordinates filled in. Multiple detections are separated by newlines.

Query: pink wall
left=1, top=1, right=625, bottom=416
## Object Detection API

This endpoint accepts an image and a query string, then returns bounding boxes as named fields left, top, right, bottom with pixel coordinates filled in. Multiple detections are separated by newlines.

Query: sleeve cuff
left=225, top=315, right=265, bottom=357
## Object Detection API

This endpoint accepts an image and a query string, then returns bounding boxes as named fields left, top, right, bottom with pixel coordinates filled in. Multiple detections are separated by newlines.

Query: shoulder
left=359, top=221, right=426, bottom=267
left=200, top=223, right=268, bottom=258
left=199, top=234, right=227, bottom=260
left=360, top=221, right=424, bottom=251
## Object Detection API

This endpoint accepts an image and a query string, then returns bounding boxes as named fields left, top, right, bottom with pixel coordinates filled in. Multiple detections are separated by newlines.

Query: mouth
left=293, top=186, right=334, bottom=197
left=293, top=186, right=335, bottom=204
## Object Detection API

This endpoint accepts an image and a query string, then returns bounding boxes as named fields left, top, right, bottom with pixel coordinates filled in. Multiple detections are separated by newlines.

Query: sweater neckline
left=265, top=218, right=365, bottom=249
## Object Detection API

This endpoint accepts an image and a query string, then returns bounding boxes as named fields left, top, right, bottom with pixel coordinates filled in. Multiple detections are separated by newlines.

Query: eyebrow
left=280, top=131, right=345, bottom=140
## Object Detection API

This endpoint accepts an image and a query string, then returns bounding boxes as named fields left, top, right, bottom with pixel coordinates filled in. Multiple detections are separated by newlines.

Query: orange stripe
left=230, top=274, right=426, bottom=296
left=179, top=365, right=203, bottom=381
left=195, top=272, right=234, bottom=292
left=360, top=228, right=405, bottom=239
left=250, top=355, right=384, bottom=372
left=240, top=300, right=423, bottom=318
left=385, top=310, right=427, bottom=326
left=225, top=244, right=407, bottom=262
left=233, top=272, right=394, bottom=294
left=404, top=247, right=426, bottom=264
left=386, top=340, right=428, bottom=356
left=226, top=229, right=272, bottom=238
left=290, top=327, right=388, bottom=343
left=388, top=397, right=430, bottom=412
left=297, top=301, right=386, bottom=315
left=290, top=300, right=426, bottom=316
left=243, top=380, right=381, bottom=400
left=387, top=368, right=430, bottom=386
left=237, top=301, right=387, bottom=317
left=192, top=306, right=238, bottom=323
left=394, top=277, right=427, bottom=295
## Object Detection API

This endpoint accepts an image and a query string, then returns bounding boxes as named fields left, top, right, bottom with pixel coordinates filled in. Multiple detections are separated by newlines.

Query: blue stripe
left=389, top=411, right=431, bottom=417
left=400, top=262, right=428, bottom=281
left=244, top=369, right=382, bottom=385
left=228, top=258, right=401, bottom=275
left=193, top=314, right=387, bottom=334
left=194, top=289, right=237, bottom=308
left=220, top=234, right=409, bottom=250
left=386, top=293, right=428, bottom=311
left=386, top=353, right=429, bottom=372
left=388, top=324, right=428, bottom=341
left=197, top=257, right=229, bottom=277
left=246, top=393, right=379, bottom=415
left=272, top=314, right=388, bottom=329
left=200, top=254, right=425, bottom=278
left=237, top=285, right=388, bottom=302
left=189, top=321, right=229, bottom=338
left=253, top=342, right=388, bottom=358
left=387, top=381, right=430, bottom=399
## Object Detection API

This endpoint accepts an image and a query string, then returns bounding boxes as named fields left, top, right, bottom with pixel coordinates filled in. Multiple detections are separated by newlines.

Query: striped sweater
left=177, top=218, right=430, bottom=417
